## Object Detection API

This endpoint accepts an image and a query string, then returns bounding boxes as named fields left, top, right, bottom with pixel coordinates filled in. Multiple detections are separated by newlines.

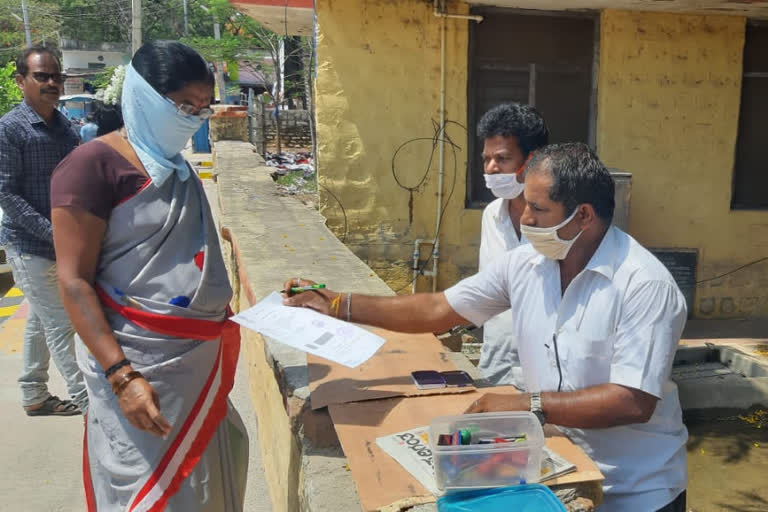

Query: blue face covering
left=121, top=63, right=205, bottom=187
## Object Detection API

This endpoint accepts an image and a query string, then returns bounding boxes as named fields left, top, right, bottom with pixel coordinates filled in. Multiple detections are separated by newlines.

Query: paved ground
left=0, top=304, right=85, bottom=512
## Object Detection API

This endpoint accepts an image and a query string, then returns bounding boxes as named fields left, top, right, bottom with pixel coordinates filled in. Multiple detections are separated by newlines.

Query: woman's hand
left=113, top=371, right=172, bottom=437
left=282, top=277, right=339, bottom=317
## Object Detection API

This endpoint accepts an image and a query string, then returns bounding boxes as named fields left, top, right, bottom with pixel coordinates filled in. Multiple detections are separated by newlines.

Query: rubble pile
left=266, top=151, right=316, bottom=196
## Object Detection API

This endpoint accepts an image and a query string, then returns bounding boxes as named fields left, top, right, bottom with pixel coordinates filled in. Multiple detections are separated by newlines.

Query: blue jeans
left=6, top=247, right=88, bottom=411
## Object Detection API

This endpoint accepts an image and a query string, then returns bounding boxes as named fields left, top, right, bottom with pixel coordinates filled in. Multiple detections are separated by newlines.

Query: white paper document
left=230, top=292, right=386, bottom=368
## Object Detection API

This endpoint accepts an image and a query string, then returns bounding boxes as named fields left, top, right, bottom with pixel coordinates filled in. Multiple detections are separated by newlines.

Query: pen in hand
left=280, top=284, right=326, bottom=294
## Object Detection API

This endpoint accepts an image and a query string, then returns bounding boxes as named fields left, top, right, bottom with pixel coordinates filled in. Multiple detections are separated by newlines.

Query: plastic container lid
left=436, top=484, right=567, bottom=512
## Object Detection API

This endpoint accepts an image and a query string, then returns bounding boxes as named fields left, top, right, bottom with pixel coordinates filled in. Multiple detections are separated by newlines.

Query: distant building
left=60, top=39, right=131, bottom=75
left=58, top=39, right=130, bottom=119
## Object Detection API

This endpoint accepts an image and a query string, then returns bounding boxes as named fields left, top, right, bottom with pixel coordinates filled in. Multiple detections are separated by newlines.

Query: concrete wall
left=61, top=50, right=129, bottom=71
left=597, top=10, right=768, bottom=318
left=315, top=0, right=478, bottom=292
left=261, top=109, right=313, bottom=149
left=214, top=141, right=393, bottom=512
left=210, top=106, right=250, bottom=143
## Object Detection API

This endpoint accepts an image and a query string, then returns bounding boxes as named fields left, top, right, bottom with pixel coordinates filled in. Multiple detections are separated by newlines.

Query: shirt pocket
left=558, top=330, right=613, bottom=390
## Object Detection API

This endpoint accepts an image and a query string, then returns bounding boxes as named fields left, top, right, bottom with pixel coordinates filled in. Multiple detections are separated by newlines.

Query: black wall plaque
left=650, top=249, right=698, bottom=317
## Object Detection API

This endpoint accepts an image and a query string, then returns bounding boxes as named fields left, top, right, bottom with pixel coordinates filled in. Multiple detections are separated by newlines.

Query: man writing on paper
left=476, top=103, right=548, bottom=388
left=283, top=143, right=688, bottom=512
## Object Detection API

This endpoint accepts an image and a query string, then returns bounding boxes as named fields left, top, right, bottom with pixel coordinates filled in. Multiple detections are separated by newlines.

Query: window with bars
left=466, top=11, right=597, bottom=207
left=732, top=23, right=768, bottom=210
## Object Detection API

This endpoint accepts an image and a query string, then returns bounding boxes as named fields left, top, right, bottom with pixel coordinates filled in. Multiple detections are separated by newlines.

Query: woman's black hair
left=131, top=40, right=214, bottom=95
left=93, top=101, right=124, bottom=136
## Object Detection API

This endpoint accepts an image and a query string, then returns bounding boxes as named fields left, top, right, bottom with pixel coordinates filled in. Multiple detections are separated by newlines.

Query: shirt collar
left=525, top=225, right=617, bottom=280
left=492, top=198, right=508, bottom=222
left=20, top=100, right=45, bottom=125
left=584, top=225, right=617, bottom=280
left=20, top=100, right=69, bottom=129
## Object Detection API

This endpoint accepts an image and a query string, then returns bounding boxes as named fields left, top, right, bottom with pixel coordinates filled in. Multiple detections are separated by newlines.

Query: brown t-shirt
left=51, top=139, right=150, bottom=220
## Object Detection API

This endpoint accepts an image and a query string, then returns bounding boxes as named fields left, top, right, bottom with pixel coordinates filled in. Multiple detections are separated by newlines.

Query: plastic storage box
left=429, top=412, right=545, bottom=490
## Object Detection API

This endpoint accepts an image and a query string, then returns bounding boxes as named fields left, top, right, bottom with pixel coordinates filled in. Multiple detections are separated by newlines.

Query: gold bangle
left=112, top=370, right=145, bottom=396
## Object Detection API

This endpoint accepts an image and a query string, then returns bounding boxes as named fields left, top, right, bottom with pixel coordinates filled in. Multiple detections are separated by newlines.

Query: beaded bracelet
left=104, top=358, right=130, bottom=379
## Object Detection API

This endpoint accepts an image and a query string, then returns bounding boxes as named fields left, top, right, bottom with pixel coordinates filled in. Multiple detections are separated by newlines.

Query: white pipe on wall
left=420, top=1, right=482, bottom=294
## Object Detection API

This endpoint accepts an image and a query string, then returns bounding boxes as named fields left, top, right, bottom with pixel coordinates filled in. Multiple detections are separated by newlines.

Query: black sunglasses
left=29, top=72, right=67, bottom=84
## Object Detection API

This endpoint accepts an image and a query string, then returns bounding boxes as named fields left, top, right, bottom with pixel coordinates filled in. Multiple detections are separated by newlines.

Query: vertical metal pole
left=528, top=63, right=536, bottom=107
left=131, top=0, right=142, bottom=55
left=213, top=13, right=226, bottom=103
left=21, top=0, right=32, bottom=48
left=183, top=0, right=189, bottom=37
left=259, top=97, right=266, bottom=158
left=247, top=88, right=254, bottom=145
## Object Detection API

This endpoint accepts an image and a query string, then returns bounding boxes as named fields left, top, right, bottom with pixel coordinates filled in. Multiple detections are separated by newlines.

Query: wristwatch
left=530, top=392, right=547, bottom=425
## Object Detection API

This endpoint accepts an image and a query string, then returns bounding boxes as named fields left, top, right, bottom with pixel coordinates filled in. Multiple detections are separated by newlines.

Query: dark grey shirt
left=0, top=101, right=79, bottom=260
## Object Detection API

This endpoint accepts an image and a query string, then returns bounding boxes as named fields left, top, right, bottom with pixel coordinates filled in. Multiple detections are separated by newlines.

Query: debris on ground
left=739, top=408, right=767, bottom=429
left=267, top=151, right=314, bottom=179
left=266, top=151, right=316, bottom=195
left=266, top=151, right=318, bottom=207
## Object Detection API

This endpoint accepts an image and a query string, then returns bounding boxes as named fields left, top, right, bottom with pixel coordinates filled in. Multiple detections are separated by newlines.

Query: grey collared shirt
left=0, top=101, right=79, bottom=260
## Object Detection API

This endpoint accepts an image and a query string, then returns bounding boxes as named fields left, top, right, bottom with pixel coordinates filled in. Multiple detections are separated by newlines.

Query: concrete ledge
left=214, top=140, right=394, bottom=511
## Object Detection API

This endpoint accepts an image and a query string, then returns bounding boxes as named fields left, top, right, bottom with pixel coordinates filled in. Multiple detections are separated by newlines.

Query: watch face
left=533, top=409, right=546, bottom=425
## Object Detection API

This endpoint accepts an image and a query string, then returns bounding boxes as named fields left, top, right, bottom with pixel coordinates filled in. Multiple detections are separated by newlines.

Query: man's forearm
left=541, top=383, right=657, bottom=429
left=487, top=383, right=657, bottom=429
left=348, top=292, right=469, bottom=334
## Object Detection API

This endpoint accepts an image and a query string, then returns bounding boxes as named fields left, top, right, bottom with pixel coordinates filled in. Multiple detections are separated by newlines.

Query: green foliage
left=91, top=66, right=116, bottom=91
left=227, top=60, right=239, bottom=82
left=180, top=36, right=245, bottom=63
left=0, top=61, right=22, bottom=117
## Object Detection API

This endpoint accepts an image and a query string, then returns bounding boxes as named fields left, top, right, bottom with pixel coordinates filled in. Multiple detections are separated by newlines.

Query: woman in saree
left=51, top=41, right=247, bottom=511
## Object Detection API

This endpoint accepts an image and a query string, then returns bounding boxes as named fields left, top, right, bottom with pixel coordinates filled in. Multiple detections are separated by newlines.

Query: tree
left=0, top=0, right=61, bottom=66
left=0, top=61, right=22, bottom=117
left=204, top=11, right=312, bottom=153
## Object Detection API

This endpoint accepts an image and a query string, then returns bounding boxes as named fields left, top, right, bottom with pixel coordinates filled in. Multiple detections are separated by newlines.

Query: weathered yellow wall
left=598, top=10, right=768, bottom=318
left=315, top=0, right=479, bottom=292
left=315, top=3, right=768, bottom=317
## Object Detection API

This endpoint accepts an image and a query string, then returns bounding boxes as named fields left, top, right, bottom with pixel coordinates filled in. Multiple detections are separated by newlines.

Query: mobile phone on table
left=411, top=370, right=446, bottom=390
left=442, top=370, right=474, bottom=387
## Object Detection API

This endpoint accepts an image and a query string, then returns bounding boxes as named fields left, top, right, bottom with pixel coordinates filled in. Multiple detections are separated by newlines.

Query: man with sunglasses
left=0, top=47, right=86, bottom=416
left=477, top=103, right=548, bottom=389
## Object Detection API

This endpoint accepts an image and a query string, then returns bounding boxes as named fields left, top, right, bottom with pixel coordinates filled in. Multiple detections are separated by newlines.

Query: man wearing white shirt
left=284, top=143, right=688, bottom=511
left=477, top=103, right=548, bottom=388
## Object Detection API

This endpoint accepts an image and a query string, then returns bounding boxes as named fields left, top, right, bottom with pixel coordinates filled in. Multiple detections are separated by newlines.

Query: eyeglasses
left=30, top=72, right=67, bottom=84
left=165, top=96, right=214, bottom=120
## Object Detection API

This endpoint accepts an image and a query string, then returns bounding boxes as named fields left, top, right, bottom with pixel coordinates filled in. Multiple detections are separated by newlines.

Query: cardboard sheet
left=329, top=388, right=603, bottom=512
left=308, top=329, right=474, bottom=410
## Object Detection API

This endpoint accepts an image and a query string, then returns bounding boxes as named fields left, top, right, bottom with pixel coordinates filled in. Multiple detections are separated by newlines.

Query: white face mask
left=520, top=208, right=584, bottom=260
left=484, top=173, right=525, bottom=199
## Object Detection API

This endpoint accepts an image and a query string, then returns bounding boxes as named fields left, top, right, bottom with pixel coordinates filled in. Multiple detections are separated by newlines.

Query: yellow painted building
left=235, top=0, right=768, bottom=319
